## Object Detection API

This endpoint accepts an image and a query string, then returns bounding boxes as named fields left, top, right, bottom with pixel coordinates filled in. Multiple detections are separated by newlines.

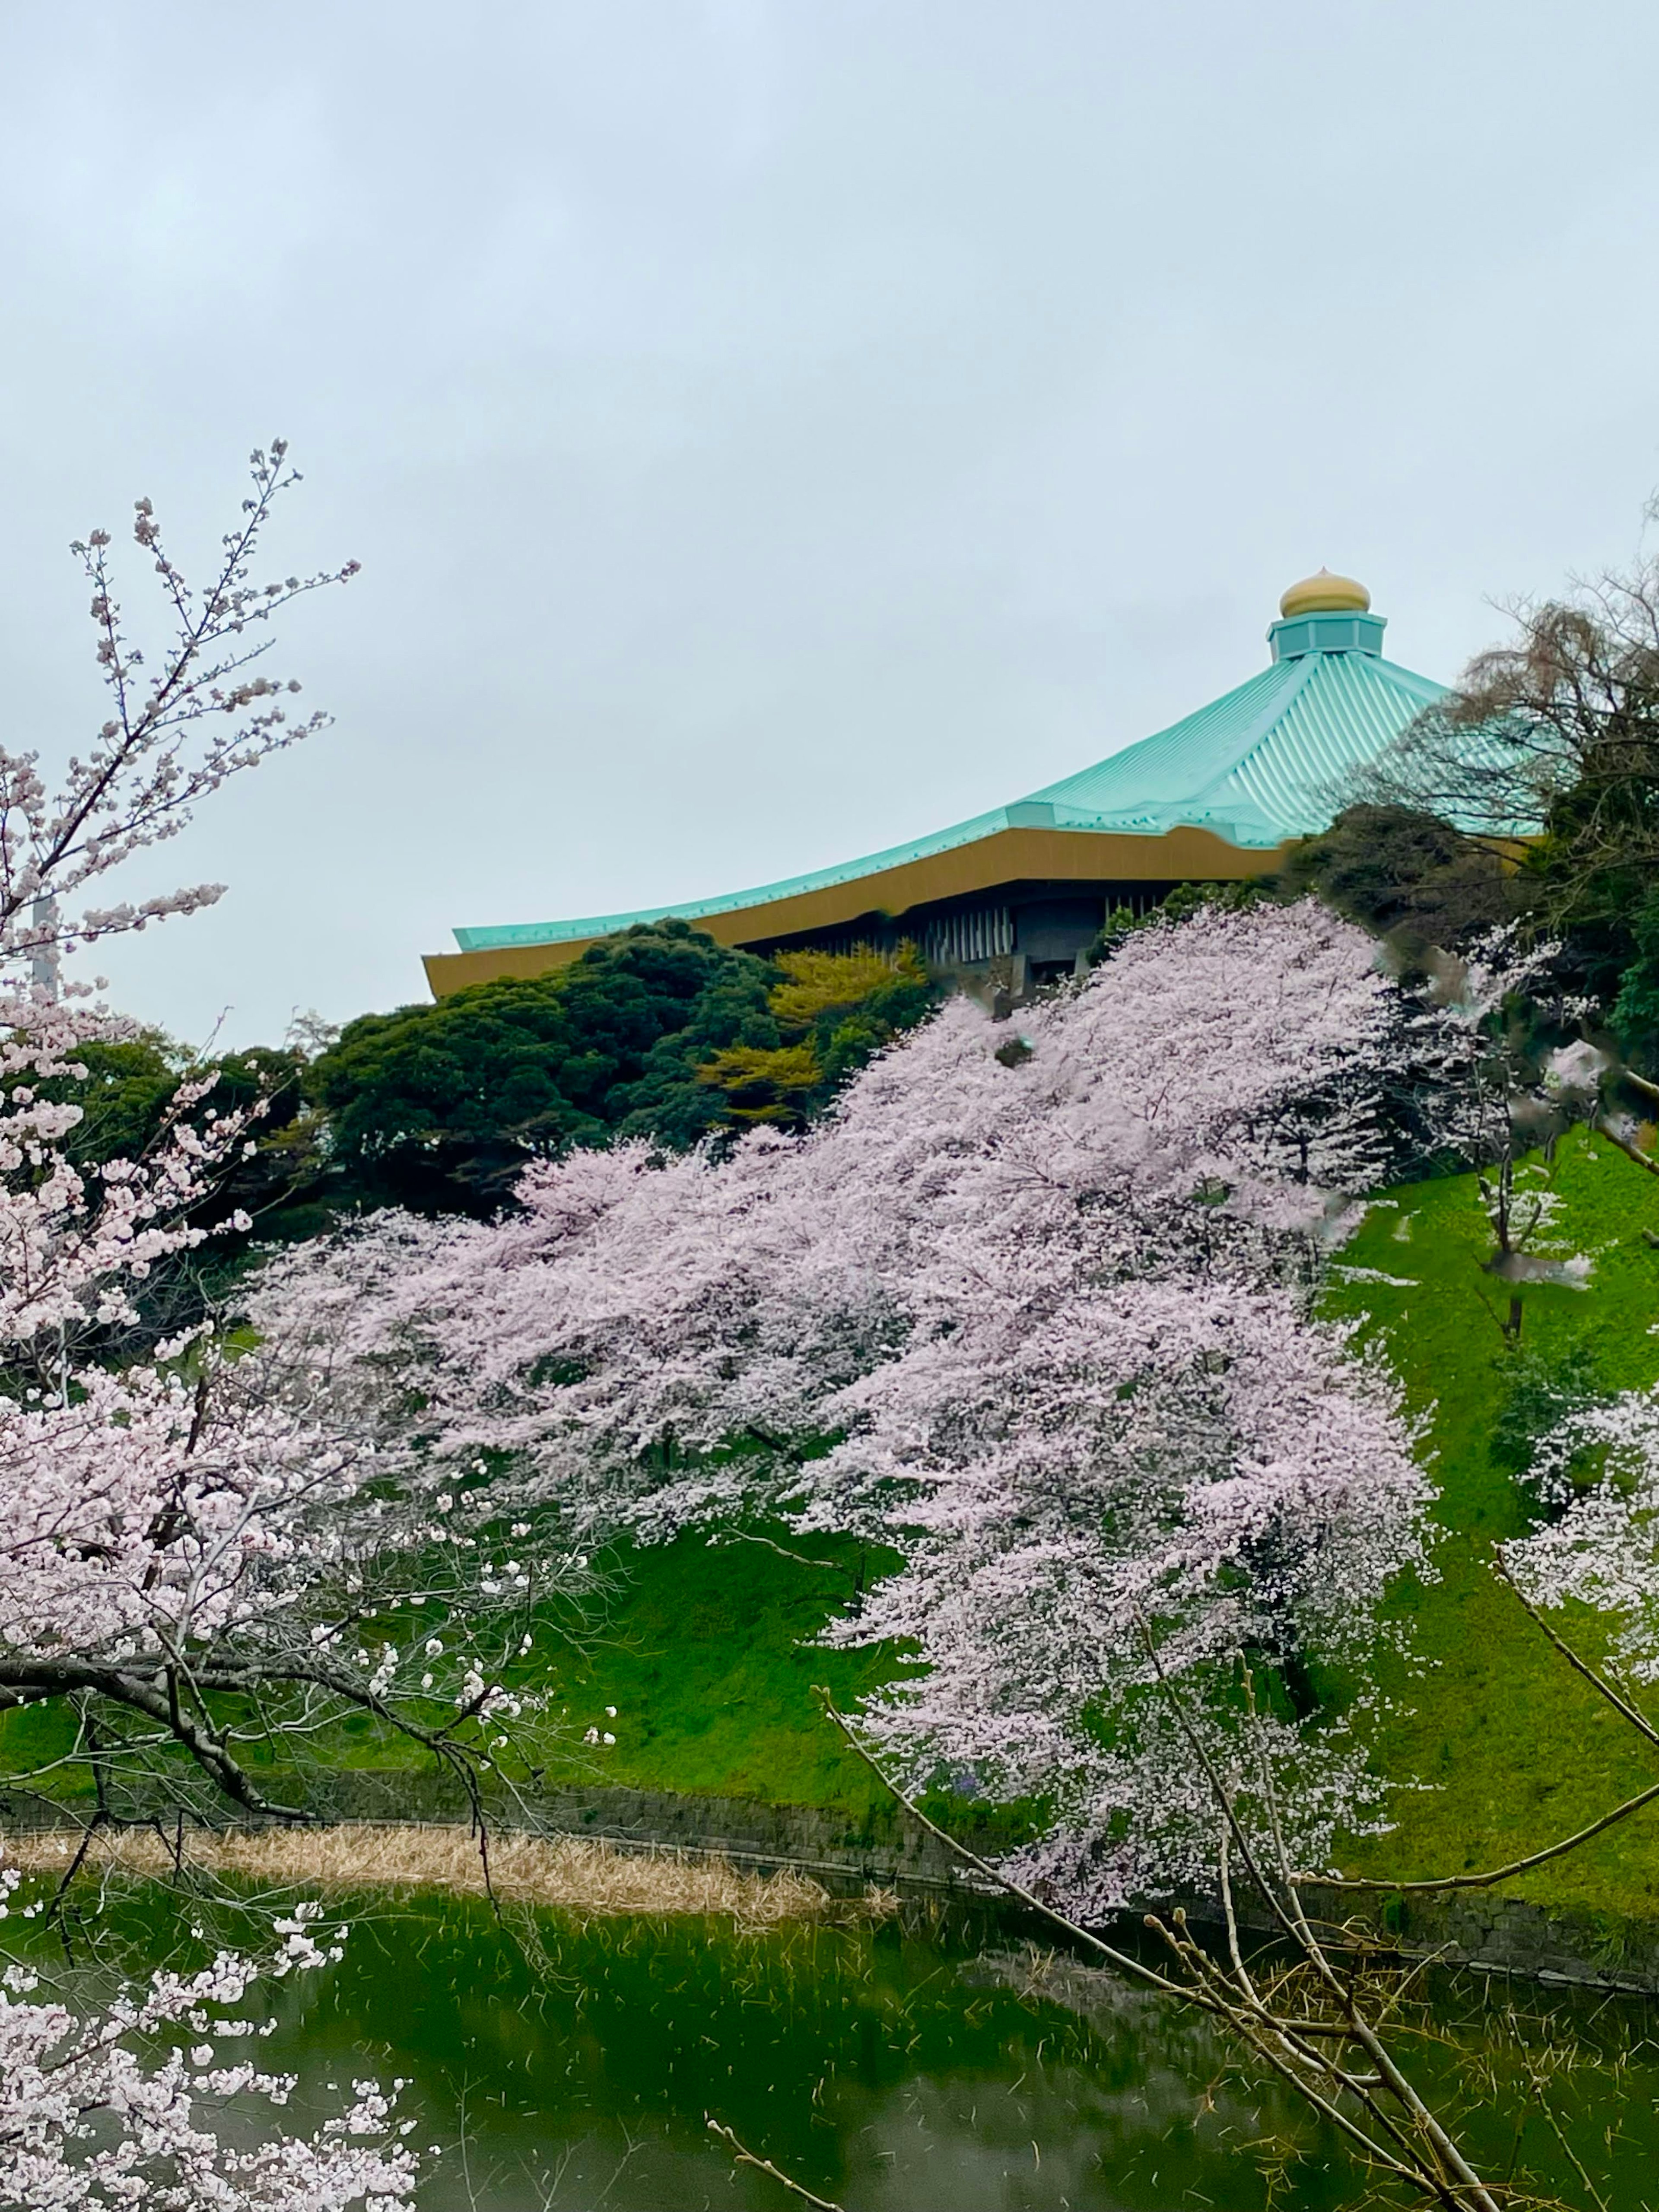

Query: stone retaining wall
left=8, top=1770, right=1657, bottom=1994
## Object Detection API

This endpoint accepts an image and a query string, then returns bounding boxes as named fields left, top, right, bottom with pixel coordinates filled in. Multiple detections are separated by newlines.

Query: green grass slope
left=0, top=1531, right=906, bottom=1822
left=531, top=1529, right=905, bottom=1818
left=8, top=1128, right=1659, bottom=1926
left=1324, top=1127, right=1659, bottom=1919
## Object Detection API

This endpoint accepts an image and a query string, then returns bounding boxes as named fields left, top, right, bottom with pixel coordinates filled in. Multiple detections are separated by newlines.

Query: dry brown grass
left=2, top=1823, right=887, bottom=1930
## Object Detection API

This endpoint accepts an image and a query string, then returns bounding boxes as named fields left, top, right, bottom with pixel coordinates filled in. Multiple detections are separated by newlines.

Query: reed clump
left=3, top=1823, right=890, bottom=1931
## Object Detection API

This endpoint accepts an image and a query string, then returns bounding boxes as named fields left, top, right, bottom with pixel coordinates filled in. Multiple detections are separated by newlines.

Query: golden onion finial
left=1278, top=568, right=1371, bottom=619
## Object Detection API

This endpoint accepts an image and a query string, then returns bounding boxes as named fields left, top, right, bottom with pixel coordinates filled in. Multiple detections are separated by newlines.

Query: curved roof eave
left=447, top=643, right=1448, bottom=958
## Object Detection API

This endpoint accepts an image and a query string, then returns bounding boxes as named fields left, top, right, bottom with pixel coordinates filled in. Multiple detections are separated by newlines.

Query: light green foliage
left=694, top=1042, right=824, bottom=1125
left=696, top=944, right=937, bottom=1128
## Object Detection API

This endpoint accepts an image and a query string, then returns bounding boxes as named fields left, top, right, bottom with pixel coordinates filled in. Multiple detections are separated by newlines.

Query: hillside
left=523, top=1127, right=1659, bottom=1920
left=1325, top=1127, right=1659, bottom=1919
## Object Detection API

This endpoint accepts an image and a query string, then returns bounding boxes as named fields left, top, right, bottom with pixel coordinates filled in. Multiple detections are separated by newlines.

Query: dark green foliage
left=605, top=941, right=785, bottom=1147
left=1280, top=804, right=1519, bottom=961
left=1084, top=878, right=1276, bottom=967
left=1341, top=555, right=1659, bottom=1018
left=1522, top=786, right=1656, bottom=1008
left=1611, top=884, right=1659, bottom=1074
left=1155, top=877, right=1274, bottom=925
left=47, top=1032, right=184, bottom=1168
left=310, top=921, right=781, bottom=1213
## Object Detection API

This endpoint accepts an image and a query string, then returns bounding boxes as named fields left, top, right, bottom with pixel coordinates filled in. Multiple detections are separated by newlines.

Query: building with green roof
left=424, top=570, right=1445, bottom=998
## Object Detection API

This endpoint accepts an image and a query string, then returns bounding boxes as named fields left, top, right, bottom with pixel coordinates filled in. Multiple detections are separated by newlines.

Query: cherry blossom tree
left=259, top=899, right=1442, bottom=1905
left=0, top=448, right=553, bottom=2207
left=1412, top=929, right=1586, bottom=1261
left=1505, top=1383, right=1659, bottom=1680
left=0, top=450, right=565, bottom=1830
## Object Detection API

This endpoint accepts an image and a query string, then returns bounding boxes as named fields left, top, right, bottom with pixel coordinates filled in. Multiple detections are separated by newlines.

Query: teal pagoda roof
left=449, top=572, right=1444, bottom=960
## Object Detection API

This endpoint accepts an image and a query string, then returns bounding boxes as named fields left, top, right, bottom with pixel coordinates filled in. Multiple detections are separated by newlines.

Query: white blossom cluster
left=1507, top=1385, right=1659, bottom=1679
left=0, top=1887, right=419, bottom=2209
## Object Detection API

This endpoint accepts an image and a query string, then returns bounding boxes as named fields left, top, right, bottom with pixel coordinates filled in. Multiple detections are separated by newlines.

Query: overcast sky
left=3, top=0, right=1658, bottom=1046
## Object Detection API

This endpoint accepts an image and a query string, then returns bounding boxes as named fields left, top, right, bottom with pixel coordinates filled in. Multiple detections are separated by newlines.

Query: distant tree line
left=1289, top=538, right=1659, bottom=1077
left=71, top=925, right=940, bottom=1264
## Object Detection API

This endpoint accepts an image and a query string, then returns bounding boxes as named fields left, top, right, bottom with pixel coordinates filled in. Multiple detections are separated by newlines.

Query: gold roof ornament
left=1278, top=568, right=1371, bottom=619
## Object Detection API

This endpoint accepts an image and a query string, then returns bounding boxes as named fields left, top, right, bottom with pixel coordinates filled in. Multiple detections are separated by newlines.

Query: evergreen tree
left=310, top=920, right=780, bottom=1211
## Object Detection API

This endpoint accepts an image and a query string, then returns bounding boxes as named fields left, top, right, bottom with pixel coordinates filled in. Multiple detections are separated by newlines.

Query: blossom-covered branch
left=1, top=443, right=357, bottom=982
left=0, top=1873, right=419, bottom=2209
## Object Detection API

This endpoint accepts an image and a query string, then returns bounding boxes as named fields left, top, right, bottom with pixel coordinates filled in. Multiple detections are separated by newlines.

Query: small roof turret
left=1268, top=570, right=1385, bottom=662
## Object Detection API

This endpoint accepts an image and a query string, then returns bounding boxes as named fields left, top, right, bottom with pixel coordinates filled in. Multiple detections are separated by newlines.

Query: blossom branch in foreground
left=0, top=447, right=486, bottom=2206
left=2, top=442, right=357, bottom=983
left=0, top=450, right=589, bottom=1825
left=0, top=1872, right=419, bottom=2210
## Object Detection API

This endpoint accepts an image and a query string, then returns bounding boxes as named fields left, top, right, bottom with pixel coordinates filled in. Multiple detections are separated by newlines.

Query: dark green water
left=36, top=1888, right=1659, bottom=2209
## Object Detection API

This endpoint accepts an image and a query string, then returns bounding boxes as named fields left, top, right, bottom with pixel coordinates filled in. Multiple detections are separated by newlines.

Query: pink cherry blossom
left=262, top=900, right=1441, bottom=1906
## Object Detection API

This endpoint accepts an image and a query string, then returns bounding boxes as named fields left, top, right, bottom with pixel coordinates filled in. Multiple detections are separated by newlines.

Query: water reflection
left=36, top=1885, right=1659, bottom=2209
left=261, top=1901, right=1358, bottom=2209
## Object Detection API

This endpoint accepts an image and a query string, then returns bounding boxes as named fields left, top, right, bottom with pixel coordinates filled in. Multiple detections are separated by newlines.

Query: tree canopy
left=1279, top=804, right=1520, bottom=963
left=308, top=921, right=776, bottom=1211
left=1342, top=541, right=1659, bottom=1063
left=308, top=923, right=940, bottom=1214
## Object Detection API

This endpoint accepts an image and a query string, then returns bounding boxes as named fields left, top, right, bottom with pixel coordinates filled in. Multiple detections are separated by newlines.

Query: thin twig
left=1322, top=1563, right=1659, bottom=1893
left=705, top=2118, right=847, bottom=2211
left=1316, top=1777, right=1659, bottom=1893
left=1493, top=1557, right=1659, bottom=1749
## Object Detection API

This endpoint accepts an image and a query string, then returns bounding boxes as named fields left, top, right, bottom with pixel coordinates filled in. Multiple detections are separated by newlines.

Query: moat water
left=39, top=1885, right=1659, bottom=2209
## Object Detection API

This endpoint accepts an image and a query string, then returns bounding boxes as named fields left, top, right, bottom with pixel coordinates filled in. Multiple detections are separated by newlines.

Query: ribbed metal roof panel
left=453, top=644, right=1447, bottom=952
